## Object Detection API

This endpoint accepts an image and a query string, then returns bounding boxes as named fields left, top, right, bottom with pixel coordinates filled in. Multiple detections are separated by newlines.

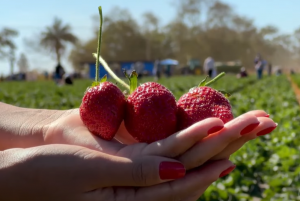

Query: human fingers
left=178, top=113, right=259, bottom=170
left=245, top=110, right=269, bottom=118
left=211, top=117, right=277, bottom=160
left=134, top=159, right=235, bottom=201
left=87, top=153, right=186, bottom=188
left=140, top=118, right=224, bottom=158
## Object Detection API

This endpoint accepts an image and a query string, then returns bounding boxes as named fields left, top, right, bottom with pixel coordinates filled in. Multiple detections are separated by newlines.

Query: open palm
left=45, top=109, right=276, bottom=171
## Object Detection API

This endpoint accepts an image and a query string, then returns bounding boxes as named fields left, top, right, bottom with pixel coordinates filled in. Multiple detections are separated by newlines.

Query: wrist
left=0, top=102, right=76, bottom=149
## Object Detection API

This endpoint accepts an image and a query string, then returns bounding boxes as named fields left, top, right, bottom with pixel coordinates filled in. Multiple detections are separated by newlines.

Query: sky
left=1, top=0, right=300, bottom=76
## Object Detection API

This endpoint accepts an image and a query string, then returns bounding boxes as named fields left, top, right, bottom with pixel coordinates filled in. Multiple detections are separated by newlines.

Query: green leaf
left=218, top=90, right=231, bottom=98
left=129, top=71, right=138, bottom=94
left=205, top=72, right=226, bottom=86
left=199, top=76, right=209, bottom=87
left=91, top=81, right=100, bottom=87
left=100, top=74, right=107, bottom=83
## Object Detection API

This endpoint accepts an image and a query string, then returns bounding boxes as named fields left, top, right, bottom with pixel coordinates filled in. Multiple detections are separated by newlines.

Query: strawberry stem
left=93, top=53, right=130, bottom=90
left=92, top=6, right=130, bottom=90
left=95, top=6, right=103, bottom=83
left=204, top=72, right=225, bottom=86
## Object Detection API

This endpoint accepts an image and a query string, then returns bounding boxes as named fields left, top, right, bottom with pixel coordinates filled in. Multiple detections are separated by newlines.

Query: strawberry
left=79, top=7, right=125, bottom=140
left=80, top=81, right=126, bottom=140
left=177, top=73, right=234, bottom=131
left=124, top=75, right=177, bottom=143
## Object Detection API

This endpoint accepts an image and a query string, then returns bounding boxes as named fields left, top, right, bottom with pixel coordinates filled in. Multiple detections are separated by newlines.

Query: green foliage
left=291, top=75, right=300, bottom=88
left=200, top=75, right=300, bottom=201
left=0, top=74, right=299, bottom=200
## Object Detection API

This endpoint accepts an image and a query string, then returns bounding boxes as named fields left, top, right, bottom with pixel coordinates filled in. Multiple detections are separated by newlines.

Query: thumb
left=91, top=153, right=186, bottom=187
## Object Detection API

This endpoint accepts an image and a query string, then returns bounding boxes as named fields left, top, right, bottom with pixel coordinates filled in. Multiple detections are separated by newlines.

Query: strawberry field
left=0, top=74, right=299, bottom=200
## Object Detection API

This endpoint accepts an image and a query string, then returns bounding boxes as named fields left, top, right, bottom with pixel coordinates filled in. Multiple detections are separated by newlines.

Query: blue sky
left=0, top=0, right=300, bottom=76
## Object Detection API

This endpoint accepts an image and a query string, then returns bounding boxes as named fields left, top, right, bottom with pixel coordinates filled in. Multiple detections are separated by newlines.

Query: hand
left=45, top=110, right=276, bottom=170
left=0, top=144, right=235, bottom=201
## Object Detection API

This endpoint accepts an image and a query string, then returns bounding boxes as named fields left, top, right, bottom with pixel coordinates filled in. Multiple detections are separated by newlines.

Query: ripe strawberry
left=80, top=81, right=126, bottom=140
left=177, top=73, right=234, bottom=131
left=124, top=81, right=177, bottom=143
left=79, top=7, right=126, bottom=140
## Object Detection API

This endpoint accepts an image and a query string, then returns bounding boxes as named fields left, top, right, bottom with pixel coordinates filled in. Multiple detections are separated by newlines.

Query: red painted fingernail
left=240, top=122, right=260, bottom=135
left=159, top=162, right=185, bottom=180
left=265, top=114, right=270, bottom=117
left=257, top=125, right=277, bottom=136
left=219, top=165, right=236, bottom=178
left=208, top=126, right=224, bottom=135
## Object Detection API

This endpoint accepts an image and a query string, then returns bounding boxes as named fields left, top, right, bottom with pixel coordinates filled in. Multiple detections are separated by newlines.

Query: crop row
left=200, top=75, right=300, bottom=201
left=0, top=75, right=255, bottom=109
left=0, top=75, right=299, bottom=201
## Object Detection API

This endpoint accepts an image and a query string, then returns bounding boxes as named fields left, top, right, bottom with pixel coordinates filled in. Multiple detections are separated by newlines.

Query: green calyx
left=218, top=90, right=231, bottom=98
left=198, top=72, right=225, bottom=87
left=198, top=72, right=231, bottom=98
left=92, top=75, right=107, bottom=87
left=124, top=70, right=138, bottom=94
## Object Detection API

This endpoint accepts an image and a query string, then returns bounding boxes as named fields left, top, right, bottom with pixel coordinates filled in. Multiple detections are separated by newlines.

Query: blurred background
left=0, top=0, right=300, bottom=80
left=1, top=1, right=300, bottom=201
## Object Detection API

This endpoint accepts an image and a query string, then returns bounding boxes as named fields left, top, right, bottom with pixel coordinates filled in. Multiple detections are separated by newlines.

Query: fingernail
left=159, top=162, right=185, bottom=180
left=208, top=126, right=224, bottom=135
left=219, top=165, right=236, bottom=178
left=265, top=114, right=270, bottom=117
left=240, top=122, right=260, bottom=135
left=257, top=125, right=277, bottom=136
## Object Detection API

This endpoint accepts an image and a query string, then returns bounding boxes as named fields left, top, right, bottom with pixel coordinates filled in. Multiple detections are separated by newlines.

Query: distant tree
left=17, top=53, right=29, bottom=73
left=40, top=18, right=77, bottom=64
left=69, top=1, right=299, bottom=72
left=142, top=12, right=159, bottom=60
left=0, top=28, right=18, bottom=75
left=206, top=1, right=233, bottom=28
left=0, top=28, right=18, bottom=57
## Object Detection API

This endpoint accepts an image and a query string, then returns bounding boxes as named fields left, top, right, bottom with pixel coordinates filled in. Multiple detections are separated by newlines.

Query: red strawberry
left=177, top=74, right=233, bottom=131
left=80, top=81, right=126, bottom=140
left=124, top=82, right=177, bottom=143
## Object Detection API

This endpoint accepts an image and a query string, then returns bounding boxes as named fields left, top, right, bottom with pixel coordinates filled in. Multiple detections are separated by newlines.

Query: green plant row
left=0, top=75, right=298, bottom=200
left=200, top=75, right=300, bottom=201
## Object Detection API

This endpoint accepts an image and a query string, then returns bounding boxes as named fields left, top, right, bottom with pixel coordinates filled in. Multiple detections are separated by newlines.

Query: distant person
left=290, top=69, right=295, bottom=75
left=64, top=74, right=73, bottom=85
left=131, top=62, right=144, bottom=79
left=276, top=67, right=282, bottom=76
left=204, top=57, right=215, bottom=78
left=153, top=59, right=161, bottom=80
left=55, top=63, right=65, bottom=85
left=44, top=71, right=49, bottom=80
left=237, top=67, right=248, bottom=78
left=165, top=65, right=172, bottom=77
left=268, top=63, right=272, bottom=76
left=254, top=54, right=265, bottom=79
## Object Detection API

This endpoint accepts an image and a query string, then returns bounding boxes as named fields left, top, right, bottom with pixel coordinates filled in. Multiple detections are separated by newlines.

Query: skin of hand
left=0, top=144, right=235, bottom=201
left=0, top=102, right=277, bottom=200
left=45, top=109, right=276, bottom=170
left=0, top=102, right=276, bottom=170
